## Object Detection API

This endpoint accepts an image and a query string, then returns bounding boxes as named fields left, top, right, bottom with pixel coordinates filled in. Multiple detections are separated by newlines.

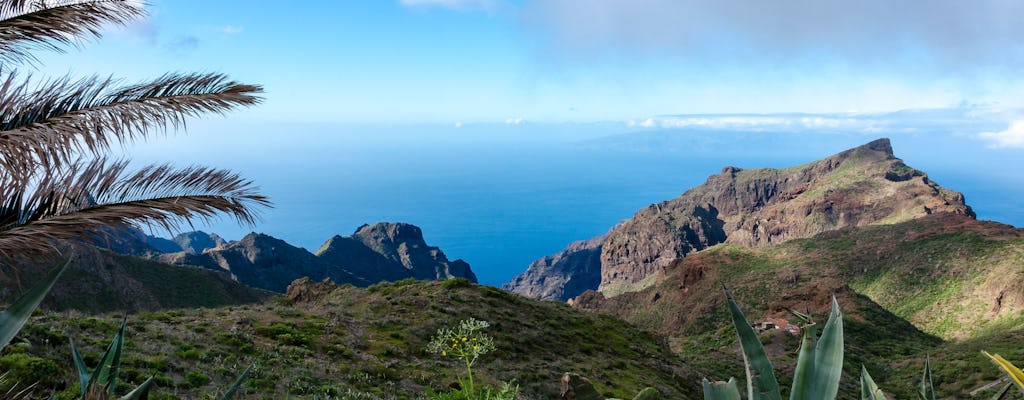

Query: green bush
left=182, top=371, right=211, bottom=389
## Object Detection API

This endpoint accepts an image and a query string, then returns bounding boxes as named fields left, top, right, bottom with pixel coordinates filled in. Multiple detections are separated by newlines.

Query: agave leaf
left=788, top=322, right=818, bottom=400
left=918, top=354, right=936, bottom=400
left=990, top=382, right=1013, bottom=400
left=0, top=259, right=69, bottom=350
left=86, top=318, right=128, bottom=396
left=983, top=351, right=1024, bottom=394
left=811, top=297, right=844, bottom=400
left=703, top=378, right=742, bottom=400
left=219, top=363, right=254, bottom=400
left=725, top=290, right=781, bottom=400
left=120, top=376, right=153, bottom=400
left=70, top=339, right=91, bottom=396
left=860, top=365, right=886, bottom=400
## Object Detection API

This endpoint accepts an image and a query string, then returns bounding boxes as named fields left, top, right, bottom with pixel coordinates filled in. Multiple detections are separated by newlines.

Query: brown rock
left=561, top=373, right=603, bottom=400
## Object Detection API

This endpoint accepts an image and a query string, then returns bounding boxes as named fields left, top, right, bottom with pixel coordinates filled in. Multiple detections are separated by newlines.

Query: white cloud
left=221, top=25, right=244, bottom=35
left=522, top=0, right=1024, bottom=70
left=400, top=0, right=499, bottom=10
left=454, top=121, right=463, bottom=128
left=980, top=121, right=1024, bottom=149
left=505, top=117, right=525, bottom=125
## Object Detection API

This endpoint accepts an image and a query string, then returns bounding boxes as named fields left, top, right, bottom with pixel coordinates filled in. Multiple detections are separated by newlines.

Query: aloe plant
left=0, top=261, right=69, bottom=352
left=69, top=318, right=252, bottom=399
left=703, top=290, right=845, bottom=400
left=859, top=366, right=886, bottom=400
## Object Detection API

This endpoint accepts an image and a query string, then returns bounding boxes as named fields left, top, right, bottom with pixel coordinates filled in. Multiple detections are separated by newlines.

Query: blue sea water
left=129, top=121, right=1024, bottom=286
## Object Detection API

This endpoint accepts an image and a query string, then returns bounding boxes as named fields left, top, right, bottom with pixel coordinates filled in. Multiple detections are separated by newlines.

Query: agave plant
left=69, top=317, right=253, bottom=399
left=702, top=290, right=846, bottom=400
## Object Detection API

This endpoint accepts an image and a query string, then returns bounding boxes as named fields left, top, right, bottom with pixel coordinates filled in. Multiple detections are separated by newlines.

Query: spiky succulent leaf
left=918, top=354, right=937, bottom=400
left=703, top=378, right=742, bottom=400
left=633, top=387, right=660, bottom=400
left=725, top=290, right=781, bottom=400
left=983, top=351, right=1024, bottom=394
left=85, top=318, right=127, bottom=395
left=119, top=376, right=153, bottom=400
left=219, top=363, right=254, bottom=400
left=0, top=259, right=68, bottom=350
left=789, top=322, right=818, bottom=400
left=70, top=339, right=91, bottom=396
left=812, top=297, right=845, bottom=399
left=860, top=366, right=886, bottom=400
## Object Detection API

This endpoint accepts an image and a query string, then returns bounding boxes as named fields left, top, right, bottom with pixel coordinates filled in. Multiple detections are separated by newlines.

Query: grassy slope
left=2, top=244, right=271, bottom=313
left=574, top=213, right=1024, bottom=399
left=3, top=279, right=701, bottom=399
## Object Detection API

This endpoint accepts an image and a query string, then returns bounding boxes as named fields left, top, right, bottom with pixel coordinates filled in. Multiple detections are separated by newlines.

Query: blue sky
left=32, top=0, right=1024, bottom=133
left=26, top=0, right=1024, bottom=284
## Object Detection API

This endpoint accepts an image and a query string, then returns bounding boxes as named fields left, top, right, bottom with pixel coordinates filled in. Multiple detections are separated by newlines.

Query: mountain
left=156, top=222, right=476, bottom=293
left=172, top=231, right=226, bottom=254
left=501, top=235, right=604, bottom=301
left=0, top=242, right=271, bottom=313
left=570, top=212, right=1024, bottom=398
left=316, top=222, right=476, bottom=283
left=505, top=138, right=975, bottom=300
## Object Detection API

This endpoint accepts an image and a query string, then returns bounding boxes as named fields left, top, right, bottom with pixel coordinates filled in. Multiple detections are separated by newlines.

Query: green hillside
left=572, top=213, right=1024, bottom=398
left=3, top=279, right=700, bottom=399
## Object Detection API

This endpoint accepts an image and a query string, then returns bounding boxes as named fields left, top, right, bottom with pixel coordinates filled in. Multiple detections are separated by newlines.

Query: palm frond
left=0, top=72, right=263, bottom=175
left=0, top=158, right=270, bottom=257
left=0, top=0, right=146, bottom=65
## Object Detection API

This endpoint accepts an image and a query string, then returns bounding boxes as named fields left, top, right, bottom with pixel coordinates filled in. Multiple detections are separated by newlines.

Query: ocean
left=128, top=120, right=1024, bottom=286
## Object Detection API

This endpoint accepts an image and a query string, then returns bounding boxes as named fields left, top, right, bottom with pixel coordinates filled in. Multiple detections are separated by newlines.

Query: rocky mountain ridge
left=505, top=138, right=975, bottom=300
left=147, top=222, right=476, bottom=293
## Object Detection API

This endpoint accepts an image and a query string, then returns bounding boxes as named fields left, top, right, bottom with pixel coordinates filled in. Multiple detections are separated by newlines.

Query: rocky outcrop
left=502, top=235, right=604, bottom=301
left=316, top=223, right=476, bottom=283
left=158, top=222, right=475, bottom=293
left=508, top=139, right=975, bottom=299
left=173, top=231, right=226, bottom=254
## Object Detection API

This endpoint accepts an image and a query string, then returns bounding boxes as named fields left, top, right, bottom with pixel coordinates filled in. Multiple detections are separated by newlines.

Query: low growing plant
left=426, top=318, right=518, bottom=400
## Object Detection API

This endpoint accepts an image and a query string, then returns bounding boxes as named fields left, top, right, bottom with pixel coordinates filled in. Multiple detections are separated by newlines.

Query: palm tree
left=0, top=0, right=269, bottom=263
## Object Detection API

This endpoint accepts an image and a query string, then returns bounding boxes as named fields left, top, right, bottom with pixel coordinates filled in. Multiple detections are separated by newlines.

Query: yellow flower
left=462, top=337, right=468, bottom=342
left=442, top=351, right=446, bottom=356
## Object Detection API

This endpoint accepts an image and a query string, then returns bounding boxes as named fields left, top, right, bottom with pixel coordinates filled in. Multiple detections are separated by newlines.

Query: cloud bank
left=980, top=121, right=1024, bottom=149
left=522, top=0, right=1024, bottom=70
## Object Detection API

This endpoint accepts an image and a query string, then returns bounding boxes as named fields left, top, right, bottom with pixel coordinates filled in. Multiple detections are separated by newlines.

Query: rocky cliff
left=157, top=222, right=476, bottom=293
left=507, top=139, right=975, bottom=299
left=316, top=223, right=476, bottom=283
left=501, top=235, right=604, bottom=301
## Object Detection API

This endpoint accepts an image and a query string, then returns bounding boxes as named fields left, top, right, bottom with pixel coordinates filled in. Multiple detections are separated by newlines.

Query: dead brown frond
left=0, top=72, right=263, bottom=176
left=0, top=158, right=270, bottom=258
left=0, top=0, right=147, bottom=65
left=0, top=371, right=38, bottom=400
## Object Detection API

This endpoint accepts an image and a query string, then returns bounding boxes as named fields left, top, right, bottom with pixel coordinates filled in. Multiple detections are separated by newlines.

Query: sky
left=30, top=0, right=1024, bottom=131
left=22, top=0, right=1024, bottom=284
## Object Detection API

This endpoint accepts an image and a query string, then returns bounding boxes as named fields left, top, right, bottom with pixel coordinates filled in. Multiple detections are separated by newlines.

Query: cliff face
left=156, top=222, right=476, bottom=293
left=507, top=139, right=975, bottom=299
left=316, top=222, right=477, bottom=284
left=501, top=235, right=604, bottom=301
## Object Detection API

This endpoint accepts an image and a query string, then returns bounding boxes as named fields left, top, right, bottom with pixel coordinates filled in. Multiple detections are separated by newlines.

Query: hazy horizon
left=43, top=1, right=1024, bottom=286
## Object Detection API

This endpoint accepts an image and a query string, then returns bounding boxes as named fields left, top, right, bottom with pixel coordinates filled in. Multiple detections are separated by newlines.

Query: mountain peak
left=507, top=139, right=974, bottom=300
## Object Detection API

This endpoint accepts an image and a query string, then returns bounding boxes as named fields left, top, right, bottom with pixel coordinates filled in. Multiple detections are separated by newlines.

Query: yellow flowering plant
left=426, top=318, right=497, bottom=394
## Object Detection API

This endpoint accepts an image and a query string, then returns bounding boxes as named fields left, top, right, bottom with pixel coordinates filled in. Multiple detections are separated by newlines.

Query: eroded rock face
left=157, top=223, right=475, bottom=293
left=507, top=139, right=976, bottom=299
left=502, top=235, right=605, bottom=301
